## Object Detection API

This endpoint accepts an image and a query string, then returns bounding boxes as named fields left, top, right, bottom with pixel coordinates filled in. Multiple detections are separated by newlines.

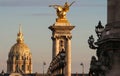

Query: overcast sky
left=0, top=0, right=107, bottom=74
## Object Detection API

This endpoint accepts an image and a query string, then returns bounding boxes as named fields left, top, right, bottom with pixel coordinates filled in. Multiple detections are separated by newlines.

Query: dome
left=9, top=42, right=31, bottom=57
left=7, top=25, right=32, bottom=74
left=8, top=25, right=31, bottom=57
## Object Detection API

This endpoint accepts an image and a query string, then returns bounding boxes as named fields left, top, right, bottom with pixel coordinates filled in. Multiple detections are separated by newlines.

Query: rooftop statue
left=49, top=1, right=75, bottom=19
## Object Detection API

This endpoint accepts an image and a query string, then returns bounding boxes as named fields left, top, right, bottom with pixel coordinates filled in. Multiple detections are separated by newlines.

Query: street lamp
left=60, top=49, right=66, bottom=76
left=88, top=21, right=105, bottom=76
left=95, top=21, right=104, bottom=39
left=80, top=62, right=84, bottom=76
left=43, top=61, right=46, bottom=76
left=1, top=70, right=5, bottom=76
left=88, top=21, right=104, bottom=58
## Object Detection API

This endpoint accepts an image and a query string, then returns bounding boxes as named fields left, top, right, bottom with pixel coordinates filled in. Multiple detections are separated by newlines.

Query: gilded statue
left=49, top=1, right=75, bottom=19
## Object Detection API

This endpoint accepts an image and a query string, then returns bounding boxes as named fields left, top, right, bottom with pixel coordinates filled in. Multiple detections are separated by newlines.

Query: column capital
left=51, top=35, right=60, bottom=40
left=66, top=35, right=72, bottom=40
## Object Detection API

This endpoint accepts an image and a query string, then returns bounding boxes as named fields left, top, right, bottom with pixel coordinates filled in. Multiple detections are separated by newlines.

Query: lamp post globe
left=60, top=49, right=66, bottom=60
left=88, top=35, right=94, bottom=43
left=95, top=21, right=104, bottom=38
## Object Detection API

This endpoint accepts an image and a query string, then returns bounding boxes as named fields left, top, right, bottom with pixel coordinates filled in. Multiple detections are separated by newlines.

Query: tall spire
left=19, top=24, right=22, bottom=34
left=17, top=24, right=24, bottom=43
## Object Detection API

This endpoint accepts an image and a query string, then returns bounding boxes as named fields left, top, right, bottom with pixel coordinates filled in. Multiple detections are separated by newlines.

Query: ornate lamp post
left=88, top=21, right=105, bottom=76
left=60, top=49, right=66, bottom=76
left=80, top=62, right=84, bottom=76
left=95, top=21, right=104, bottom=39
left=88, top=21, right=104, bottom=49
left=43, top=62, right=46, bottom=76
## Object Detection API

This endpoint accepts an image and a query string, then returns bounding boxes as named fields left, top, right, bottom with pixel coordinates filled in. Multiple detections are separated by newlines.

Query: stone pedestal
left=99, top=22, right=120, bottom=76
left=49, top=18, right=75, bottom=76
left=97, top=0, right=120, bottom=75
left=108, top=0, right=120, bottom=23
left=89, top=1, right=120, bottom=76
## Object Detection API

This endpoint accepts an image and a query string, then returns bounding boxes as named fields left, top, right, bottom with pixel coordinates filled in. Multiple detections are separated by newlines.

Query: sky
left=0, top=0, right=107, bottom=74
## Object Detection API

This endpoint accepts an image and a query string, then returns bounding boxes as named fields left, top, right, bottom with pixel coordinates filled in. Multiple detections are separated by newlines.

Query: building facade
left=7, top=26, right=32, bottom=74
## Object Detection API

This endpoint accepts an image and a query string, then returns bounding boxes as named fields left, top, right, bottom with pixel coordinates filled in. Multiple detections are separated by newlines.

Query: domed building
left=7, top=26, right=32, bottom=74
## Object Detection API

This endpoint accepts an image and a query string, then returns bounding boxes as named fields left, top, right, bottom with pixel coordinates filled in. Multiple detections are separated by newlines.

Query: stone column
left=13, top=63, right=16, bottom=72
left=108, top=0, right=120, bottom=23
left=65, top=36, right=71, bottom=76
left=24, top=60, right=27, bottom=73
left=52, top=37, right=59, bottom=59
left=30, top=60, right=32, bottom=73
left=115, top=0, right=120, bottom=22
left=108, top=0, right=115, bottom=23
left=13, top=56, right=16, bottom=73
